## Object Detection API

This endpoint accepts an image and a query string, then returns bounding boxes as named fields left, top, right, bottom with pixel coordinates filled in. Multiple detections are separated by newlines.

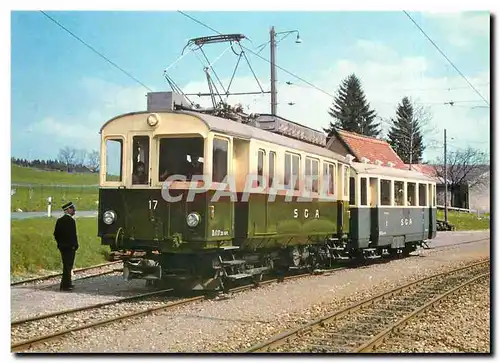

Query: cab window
left=132, top=136, right=149, bottom=185
left=158, top=137, right=204, bottom=181
left=105, top=139, right=123, bottom=182
left=213, top=138, right=228, bottom=183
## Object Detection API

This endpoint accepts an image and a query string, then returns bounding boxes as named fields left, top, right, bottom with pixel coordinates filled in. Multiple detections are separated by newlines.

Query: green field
left=11, top=165, right=99, bottom=211
left=11, top=217, right=109, bottom=278
left=11, top=164, right=99, bottom=185
left=11, top=185, right=99, bottom=212
left=437, top=209, right=490, bottom=231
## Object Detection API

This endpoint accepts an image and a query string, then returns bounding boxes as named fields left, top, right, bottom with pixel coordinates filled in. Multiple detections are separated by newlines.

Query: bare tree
left=86, top=150, right=100, bottom=173
left=75, top=149, right=87, bottom=167
left=58, top=146, right=77, bottom=172
left=434, top=146, right=489, bottom=205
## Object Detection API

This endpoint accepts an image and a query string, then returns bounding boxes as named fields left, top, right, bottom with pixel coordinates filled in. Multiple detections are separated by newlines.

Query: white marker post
left=47, top=196, right=52, bottom=218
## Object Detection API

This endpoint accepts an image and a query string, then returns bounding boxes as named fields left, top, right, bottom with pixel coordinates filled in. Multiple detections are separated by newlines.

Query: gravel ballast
left=376, top=275, right=490, bottom=353
left=16, top=231, right=490, bottom=353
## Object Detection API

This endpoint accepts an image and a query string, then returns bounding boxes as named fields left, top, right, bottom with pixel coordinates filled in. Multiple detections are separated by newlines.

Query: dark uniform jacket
left=53, top=214, right=79, bottom=251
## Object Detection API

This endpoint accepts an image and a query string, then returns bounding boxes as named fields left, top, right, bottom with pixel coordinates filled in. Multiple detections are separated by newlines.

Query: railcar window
left=312, top=159, right=319, bottom=193
left=394, top=181, right=405, bottom=206
left=360, top=177, right=367, bottom=206
left=369, top=177, right=378, bottom=206
left=380, top=179, right=391, bottom=206
left=213, top=138, right=228, bottom=183
left=269, top=151, right=275, bottom=188
left=305, top=158, right=311, bottom=192
left=433, top=185, right=436, bottom=206
left=343, top=166, right=349, bottom=197
left=257, top=149, right=265, bottom=187
left=349, top=177, right=356, bottom=205
left=158, top=137, right=204, bottom=182
left=285, top=153, right=300, bottom=190
left=132, top=136, right=149, bottom=185
left=407, top=182, right=416, bottom=206
left=105, top=139, right=123, bottom=182
left=322, top=163, right=336, bottom=195
left=419, top=183, right=427, bottom=206
left=305, top=157, right=319, bottom=193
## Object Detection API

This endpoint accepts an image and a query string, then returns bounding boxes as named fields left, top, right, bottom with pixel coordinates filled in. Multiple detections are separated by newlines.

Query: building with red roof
left=326, top=129, right=406, bottom=169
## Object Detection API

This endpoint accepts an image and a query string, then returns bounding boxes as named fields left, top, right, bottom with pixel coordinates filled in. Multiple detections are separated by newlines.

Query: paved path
left=11, top=211, right=97, bottom=220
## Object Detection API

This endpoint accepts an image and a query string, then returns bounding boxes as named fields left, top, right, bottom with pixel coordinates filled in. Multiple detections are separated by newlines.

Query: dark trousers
left=59, top=248, right=76, bottom=288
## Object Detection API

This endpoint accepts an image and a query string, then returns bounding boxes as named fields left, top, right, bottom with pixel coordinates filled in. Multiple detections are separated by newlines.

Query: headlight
left=103, top=210, right=116, bottom=225
left=186, top=212, right=201, bottom=227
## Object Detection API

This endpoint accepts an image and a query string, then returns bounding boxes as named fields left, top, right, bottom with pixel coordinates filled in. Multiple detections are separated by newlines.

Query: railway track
left=11, top=236, right=490, bottom=353
left=245, top=259, right=490, bottom=353
left=11, top=261, right=122, bottom=287
left=11, top=267, right=345, bottom=352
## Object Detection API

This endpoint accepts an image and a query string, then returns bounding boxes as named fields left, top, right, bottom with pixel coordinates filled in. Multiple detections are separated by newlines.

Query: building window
left=407, top=182, right=416, bottom=206
left=381, top=179, right=391, bottom=206
left=394, top=181, right=404, bottom=206
left=419, top=183, right=427, bottom=207
left=158, top=137, right=204, bottom=182
left=360, top=177, right=367, bottom=206
left=285, top=153, right=300, bottom=190
left=269, top=151, right=275, bottom=188
left=132, top=136, right=149, bottom=185
left=105, top=139, right=123, bottom=182
left=213, top=138, right=228, bottom=183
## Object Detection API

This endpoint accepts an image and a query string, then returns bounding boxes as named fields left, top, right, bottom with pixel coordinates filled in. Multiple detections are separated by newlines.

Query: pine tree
left=387, top=96, right=425, bottom=165
left=324, top=73, right=380, bottom=137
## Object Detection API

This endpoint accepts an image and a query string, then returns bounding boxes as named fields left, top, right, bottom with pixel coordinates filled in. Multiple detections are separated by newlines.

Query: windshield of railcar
left=105, top=138, right=123, bottom=182
left=158, top=136, right=204, bottom=181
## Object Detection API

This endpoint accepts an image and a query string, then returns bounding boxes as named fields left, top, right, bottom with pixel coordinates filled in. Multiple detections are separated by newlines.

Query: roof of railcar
left=101, top=110, right=348, bottom=163
left=351, top=162, right=437, bottom=182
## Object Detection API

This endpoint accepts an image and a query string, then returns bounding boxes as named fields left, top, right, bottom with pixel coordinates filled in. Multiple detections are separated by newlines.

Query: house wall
left=326, top=135, right=351, bottom=156
left=436, top=184, right=453, bottom=207
left=468, top=172, right=490, bottom=213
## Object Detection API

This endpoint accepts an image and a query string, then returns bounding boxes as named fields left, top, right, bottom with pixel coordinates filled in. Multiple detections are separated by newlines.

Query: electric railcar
left=97, top=92, right=437, bottom=291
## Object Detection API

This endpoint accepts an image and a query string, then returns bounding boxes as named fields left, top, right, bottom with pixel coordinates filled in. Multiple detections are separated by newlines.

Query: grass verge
left=11, top=217, right=109, bottom=278
left=11, top=164, right=99, bottom=185
left=11, top=185, right=98, bottom=212
left=437, top=209, right=490, bottom=231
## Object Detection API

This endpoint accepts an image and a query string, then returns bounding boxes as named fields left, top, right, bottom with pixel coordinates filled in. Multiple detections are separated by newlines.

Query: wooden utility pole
left=444, top=128, right=448, bottom=223
left=270, top=26, right=277, bottom=116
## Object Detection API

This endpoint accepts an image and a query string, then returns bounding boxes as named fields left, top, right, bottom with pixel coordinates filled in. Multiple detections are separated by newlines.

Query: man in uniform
left=53, top=201, right=79, bottom=291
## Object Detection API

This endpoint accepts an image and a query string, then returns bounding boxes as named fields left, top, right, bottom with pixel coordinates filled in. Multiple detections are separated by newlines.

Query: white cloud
left=354, top=39, right=398, bottom=60
left=423, top=12, right=490, bottom=48
left=26, top=78, right=147, bottom=154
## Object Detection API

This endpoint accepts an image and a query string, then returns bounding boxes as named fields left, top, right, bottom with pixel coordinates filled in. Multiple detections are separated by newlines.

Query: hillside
left=11, top=164, right=99, bottom=186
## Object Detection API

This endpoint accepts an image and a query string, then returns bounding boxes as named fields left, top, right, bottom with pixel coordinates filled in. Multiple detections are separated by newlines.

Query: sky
left=10, top=10, right=491, bottom=163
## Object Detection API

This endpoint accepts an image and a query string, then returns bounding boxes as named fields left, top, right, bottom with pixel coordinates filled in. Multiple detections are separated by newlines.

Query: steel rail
left=12, top=237, right=490, bottom=353
left=245, top=259, right=489, bottom=353
left=11, top=288, right=175, bottom=326
left=11, top=267, right=345, bottom=353
left=354, top=272, right=490, bottom=352
left=11, top=261, right=122, bottom=286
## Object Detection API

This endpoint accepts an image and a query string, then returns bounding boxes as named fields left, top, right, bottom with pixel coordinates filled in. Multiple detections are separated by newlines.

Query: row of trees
left=12, top=147, right=99, bottom=173
left=323, top=73, right=489, bottom=201
left=324, top=73, right=427, bottom=164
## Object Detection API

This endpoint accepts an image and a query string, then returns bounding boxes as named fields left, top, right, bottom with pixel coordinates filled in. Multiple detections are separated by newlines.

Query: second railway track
left=246, top=259, right=490, bottom=353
